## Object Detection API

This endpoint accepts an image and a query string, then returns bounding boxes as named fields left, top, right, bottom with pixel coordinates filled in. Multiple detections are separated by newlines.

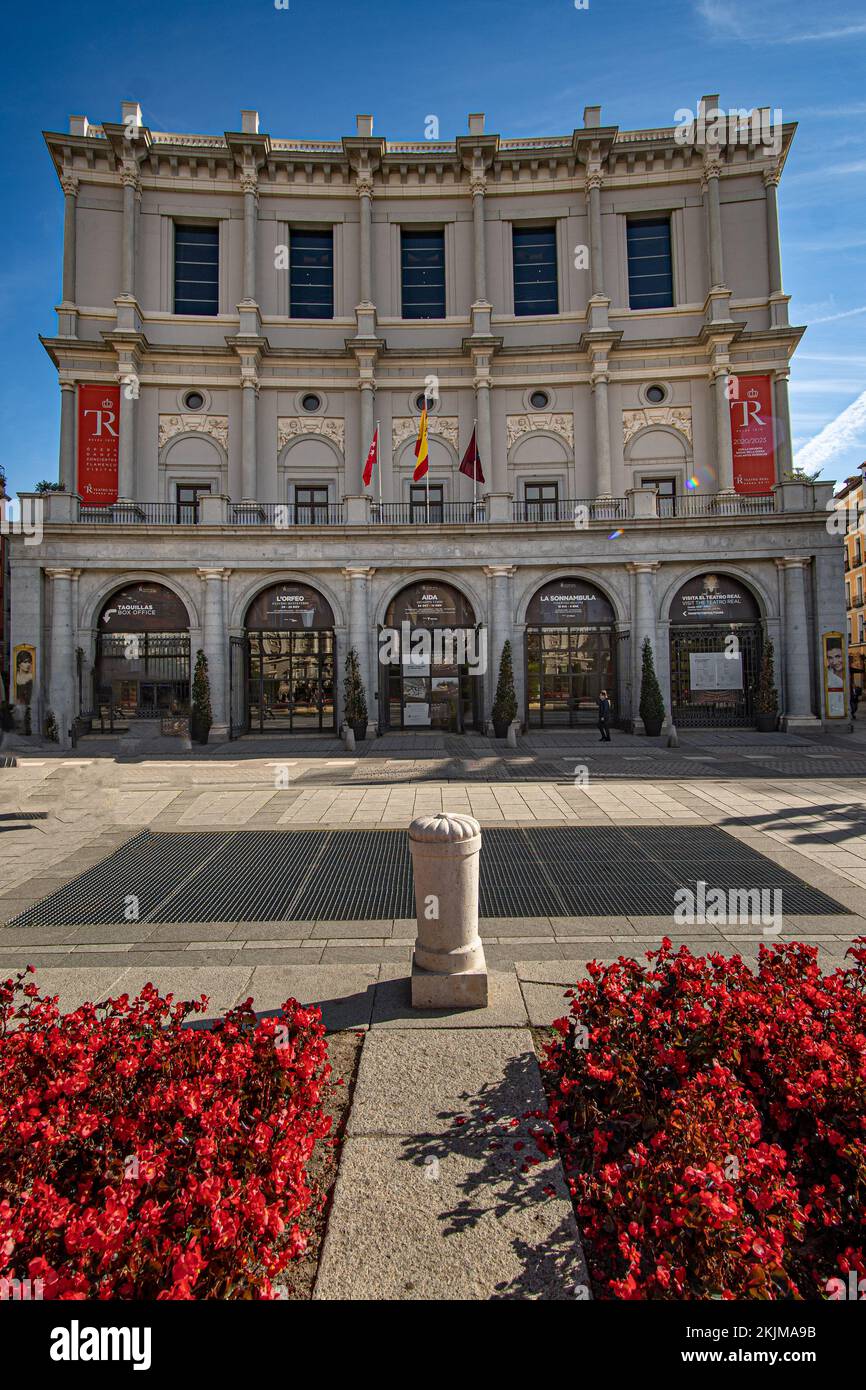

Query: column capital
left=240, top=170, right=259, bottom=198
left=701, top=155, right=723, bottom=188
left=355, top=171, right=374, bottom=198
left=120, top=162, right=140, bottom=193
left=342, top=566, right=376, bottom=580
left=626, top=561, right=660, bottom=574
left=585, top=167, right=604, bottom=192
left=775, top=556, right=812, bottom=571
left=763, top=166, right=782, bottom=188
left=483, top=565, right=517, bottom=579
left=44, top=567, right=81, bottom=581
left=469, top=172, right=487, bottom=198
left=59, top=379, right=76, bottom=393
left=196, top=567, right=232, bottom=581
left=61, top=172, right=79, bottom=197
left=590, top=370, right=609, bottom=389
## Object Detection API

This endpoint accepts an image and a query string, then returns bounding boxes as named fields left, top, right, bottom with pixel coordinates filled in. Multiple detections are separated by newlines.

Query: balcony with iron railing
left=26, top=480, right=832, bottom=529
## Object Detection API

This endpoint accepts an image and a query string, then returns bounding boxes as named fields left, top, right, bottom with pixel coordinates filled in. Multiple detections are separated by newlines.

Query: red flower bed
left=540, top=940, right=866, bottom=1300
left=0, top=970, right=331, bottom=1299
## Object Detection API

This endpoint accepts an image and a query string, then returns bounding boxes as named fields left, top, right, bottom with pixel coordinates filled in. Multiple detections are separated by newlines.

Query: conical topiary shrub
left=638, top=637, right=665, bottom=736
left=191, top=648, right=212, bottom=745
left=343, top=647, right=368, bottom=740
left=755, top=637, right=779, bottom=731
left=491, top=639, right=518, bottom=738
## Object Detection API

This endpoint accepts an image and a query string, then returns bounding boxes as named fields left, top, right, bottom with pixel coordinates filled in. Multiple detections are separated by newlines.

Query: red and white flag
left=362, top=426, right=379, bottom=488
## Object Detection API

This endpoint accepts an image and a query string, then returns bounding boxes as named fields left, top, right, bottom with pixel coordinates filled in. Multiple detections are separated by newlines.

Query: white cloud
left=809, top=306, right=866, bottom=325
left=794, top=389, right=866, bottom=470
left=781, top=23, right=866, bottom=42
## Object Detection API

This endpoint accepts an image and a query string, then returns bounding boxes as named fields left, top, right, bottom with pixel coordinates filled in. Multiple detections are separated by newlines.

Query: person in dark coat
left=597, top=689, right=612, bottom=742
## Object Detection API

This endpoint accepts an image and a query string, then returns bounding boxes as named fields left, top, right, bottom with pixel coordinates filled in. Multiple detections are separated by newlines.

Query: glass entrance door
left=383, top=628, right=479, bottom=733
left=247, top=630, right=335, bottom=732
left=526, top=627, right=615, bottom=727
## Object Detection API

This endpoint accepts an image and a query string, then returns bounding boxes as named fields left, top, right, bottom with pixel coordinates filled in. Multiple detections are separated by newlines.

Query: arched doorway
left=525, top=579, right=617, bottom=727
left=669, top=573, right=762, bottom=727
left=95, top=582, right=191, bottom=726
left=380, top=580, right=480, bottom=732
left=244, top=582, right=336, bottom=733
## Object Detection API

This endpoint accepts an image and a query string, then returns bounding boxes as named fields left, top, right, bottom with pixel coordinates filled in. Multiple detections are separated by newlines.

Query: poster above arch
left=99, top=583, right=189, bottom=633
left=526, top=579, right=616, bottom=626
left=245, top=582, right=335, bottom=631
left=671, top=575, right=760, bottom=624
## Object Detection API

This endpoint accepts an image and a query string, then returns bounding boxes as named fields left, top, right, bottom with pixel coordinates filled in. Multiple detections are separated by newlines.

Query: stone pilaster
left=46, top=567, right=79, bottom=748
left=702, top=156, right=732, bottom=323
left=585, top=166, right=610, bottom=331
left=59, top=382, right=76, bottom=492
left=116, top=362, right=138, bottom=501
left=773, top=370, right=794, bottom=478
left=60, top=172, right=78, bottom=336
left=776, top=557, right=819, bottom=729
left=628, top=561, right=660, bottom=733
left=764, top=167, right=789, bottom=328
left=241, top=171, right=258, bottom=304
left=241, top=375, right=259, bottom=502
left=120, top=163, right=139, bottom=299
left=472, top=347, right=499, bottom=493
left=343, top=566, right=375, bottom=732
left=711, top=362, right=735, bottom=495
left=484, top=564, right=516, bottom=722
left=197, top=567, right=231, bottom=737
left=590, top=363, right=613, bottom=498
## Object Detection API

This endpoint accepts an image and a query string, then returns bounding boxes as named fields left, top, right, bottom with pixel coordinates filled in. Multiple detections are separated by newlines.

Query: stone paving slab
left=315, top=1027, right=588, bottom=1301
left=370, top=967, right=528, bottom=1028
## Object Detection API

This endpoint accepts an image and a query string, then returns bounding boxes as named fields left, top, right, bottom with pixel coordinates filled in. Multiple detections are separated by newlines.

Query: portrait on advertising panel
left=13, top=645, right=36, bottom=706
left=822, top=632, right=847, bottom=719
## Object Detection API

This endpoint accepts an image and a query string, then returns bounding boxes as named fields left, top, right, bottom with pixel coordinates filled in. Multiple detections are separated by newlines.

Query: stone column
left=773, top=370, right=793, bottom=478
left=702, top=159, right=725, bottom=291
left=46, top=567, right=78, bottom=747
left=61, top=173, right=78, bottom=305
left=471, top=173, right=487, bottom=304
left=359, top=381, right=375, bottom=463
left=587, top=171, right=605, bottom=299
left=120, top=165, right=139, bottom=298
left=764, top=169, right=782, bottom=297
left=410, top=813, right=487, bottom=1008
left=241, top=377, right=258, bottom=501
left=241, top=172, right=258, bottom=303
left=117, top=374, right=136, bottom=500
left=777, top=557, right=817, bottom=727
left=357, top=172, right=373, bottom=306
left=591, top=367, right=612, bottom=497
left=484, top=565, right=515, bottom=721
left=712, top=366, right=735, bottom=494
left=197, top=568, right=230, bottom=735
left=344, top=567, right=375, bottom=730
left=59, top=382, right=76, bottom=492
left=628, top=562, right=660, bottom=733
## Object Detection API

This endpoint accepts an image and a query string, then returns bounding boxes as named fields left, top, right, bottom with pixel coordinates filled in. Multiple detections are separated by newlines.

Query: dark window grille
left=290, top=230, right=334, bottom=318
left=626, top=217, right=673, bottom=309
left=513, top=225, right=558, bottom=315
left=174, top=225, right=219, bottom=315
left=401, top=230, right=446, bottom=319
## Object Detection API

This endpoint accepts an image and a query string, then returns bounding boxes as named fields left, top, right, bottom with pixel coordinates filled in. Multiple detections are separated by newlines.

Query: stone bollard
left=506, top=720, right=520, bottom=749
left=342, top=724, right=356, bottom=752
left=408, top=813, right=488, bottom=1009
left=667, top=723, right=679, bottom=749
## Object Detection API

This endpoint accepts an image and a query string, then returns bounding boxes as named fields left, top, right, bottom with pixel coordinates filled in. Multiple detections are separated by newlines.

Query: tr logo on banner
left=729, top=374, right=775, bottom=495
left=77, top=384, right=120, bottom=504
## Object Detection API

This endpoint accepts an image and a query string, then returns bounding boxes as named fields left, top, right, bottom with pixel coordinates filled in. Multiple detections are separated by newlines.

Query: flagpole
left=472, top=416, right=478, bottom=520
left=376, top=420, right=381, bottom=505
left=425, top=397, right=430, bottom=525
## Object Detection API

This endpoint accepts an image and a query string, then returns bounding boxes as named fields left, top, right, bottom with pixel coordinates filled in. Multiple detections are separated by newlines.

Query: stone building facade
left=8, top=98, right=849, bottom=744
left=837, top=464, right=866, bottom=698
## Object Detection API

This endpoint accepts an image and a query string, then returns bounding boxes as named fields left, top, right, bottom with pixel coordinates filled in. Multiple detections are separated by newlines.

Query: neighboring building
left=9, top=97, right=849, bottom=745
left=837, top=464, right=866, bottom=700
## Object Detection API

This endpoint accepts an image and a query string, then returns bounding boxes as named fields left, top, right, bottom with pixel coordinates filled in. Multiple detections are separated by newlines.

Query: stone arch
left=229, top=571, right=346, bottom=632
left=515, top=568, right=628, bottom=627
left=278, top=433, right=345, bottom=471
left=659, top=565, right=773, bottom=624
left=79, top=572, right=200, bottom=634
left=624, top=424, right=691, bottom=464
left=507, top=430, right=574, bottom=468
left=159, top=432, right=228, bottom=499
left=374, top=571, right=486, bottom=628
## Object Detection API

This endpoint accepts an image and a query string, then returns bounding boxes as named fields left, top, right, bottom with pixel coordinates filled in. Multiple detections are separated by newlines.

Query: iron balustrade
left=512, top=497, right=628, bottom=523
left=671, top=493, right=774, bottom=517
left=371, top=501, right=487, bottom=524
left=79, top=503, right=189, bottom=524
left=230, top=502, right=345, bottom=526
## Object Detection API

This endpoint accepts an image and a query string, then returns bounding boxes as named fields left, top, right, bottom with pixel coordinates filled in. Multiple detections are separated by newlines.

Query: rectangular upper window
left=401, top=230, right=446, bottom=319
left=290, top=230, right=334, bottom=319
left=513, top=226, right=558, bottom=316
left=626, top=216, right=673, bottom=310
left=174, top=224, right=219, bottom=315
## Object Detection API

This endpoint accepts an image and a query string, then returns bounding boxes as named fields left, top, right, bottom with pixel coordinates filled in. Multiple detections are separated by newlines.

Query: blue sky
left=1, top=0, right=864, bottom=493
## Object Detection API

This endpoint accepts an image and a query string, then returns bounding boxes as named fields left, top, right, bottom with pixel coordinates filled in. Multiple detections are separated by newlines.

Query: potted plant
left=754, top=637, right=779, bottom=732
left=190, top=648, right=212, bottom=745
left=639, top=637, right=666, bottom=737
left=343, top=647, right=367, bottom=741
left=491, top=639, right=518, bottom=739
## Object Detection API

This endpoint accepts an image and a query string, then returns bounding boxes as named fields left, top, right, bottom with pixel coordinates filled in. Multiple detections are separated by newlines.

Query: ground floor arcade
left=9, top=541, right=852, bottom=747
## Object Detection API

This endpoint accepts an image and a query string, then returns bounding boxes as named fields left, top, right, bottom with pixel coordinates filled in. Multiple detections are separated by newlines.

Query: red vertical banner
left=77, top=384, right=120, bottom=504
left=729, top=374, right=776, bottom=494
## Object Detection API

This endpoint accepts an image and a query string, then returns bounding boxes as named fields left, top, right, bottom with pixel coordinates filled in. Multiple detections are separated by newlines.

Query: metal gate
left=670, top=624, right=761, bottom=727
left=229, top=635, right=248, bottom=739
left=616, top=629, right=631, bottom=727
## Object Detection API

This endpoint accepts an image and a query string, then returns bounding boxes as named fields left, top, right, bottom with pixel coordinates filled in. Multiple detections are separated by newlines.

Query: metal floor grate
left=6, top=826, right=848, bottom=927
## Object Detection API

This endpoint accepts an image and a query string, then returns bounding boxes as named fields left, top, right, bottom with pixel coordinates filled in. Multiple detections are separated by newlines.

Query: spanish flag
left=362, top=426, right=378, bottom=488
left=413, top=402, right=429, bottom=482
